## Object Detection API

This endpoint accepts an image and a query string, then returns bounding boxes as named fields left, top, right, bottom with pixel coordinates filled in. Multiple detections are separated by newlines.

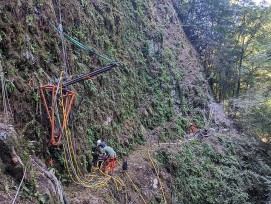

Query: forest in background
left=0, top=0, right=271, bottom=203
left=173, top=0, right=271, bottom=140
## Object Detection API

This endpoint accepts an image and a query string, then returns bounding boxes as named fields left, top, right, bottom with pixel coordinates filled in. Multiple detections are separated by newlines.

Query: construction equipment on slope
left=40, top=63, right=118, bottom=146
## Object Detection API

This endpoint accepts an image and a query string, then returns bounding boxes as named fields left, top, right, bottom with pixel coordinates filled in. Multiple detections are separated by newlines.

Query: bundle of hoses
left=53, top=75, right=146, bottom=204
left=50, top=73, right=147, bottom=204
left=53, top=72, right=124, bottom=189
left=62, top=63, right=118, bottom=87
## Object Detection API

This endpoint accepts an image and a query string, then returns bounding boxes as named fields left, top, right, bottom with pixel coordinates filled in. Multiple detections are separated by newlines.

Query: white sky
left=253, top=0, right=271, bottom=5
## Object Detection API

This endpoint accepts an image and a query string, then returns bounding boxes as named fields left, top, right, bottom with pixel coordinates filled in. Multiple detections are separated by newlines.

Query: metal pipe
left=62, top=63, right=118, bottom=87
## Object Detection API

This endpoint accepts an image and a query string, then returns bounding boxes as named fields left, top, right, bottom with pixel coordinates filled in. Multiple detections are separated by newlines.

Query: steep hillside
left=4, top=0, right=269, bottom=204
left=0, top=0, right=210, bottom=141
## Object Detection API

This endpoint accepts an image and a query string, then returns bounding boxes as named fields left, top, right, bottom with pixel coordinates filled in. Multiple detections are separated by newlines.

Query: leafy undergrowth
left=158, top=134, right=271, bottom=204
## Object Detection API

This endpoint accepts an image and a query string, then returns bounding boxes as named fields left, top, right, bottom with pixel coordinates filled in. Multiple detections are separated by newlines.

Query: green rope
left=54, top=26, right=115, bottom=63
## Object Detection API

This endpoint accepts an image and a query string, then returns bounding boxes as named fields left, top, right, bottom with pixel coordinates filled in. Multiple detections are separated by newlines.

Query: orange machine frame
left=40, top=85, right=75, bottom=146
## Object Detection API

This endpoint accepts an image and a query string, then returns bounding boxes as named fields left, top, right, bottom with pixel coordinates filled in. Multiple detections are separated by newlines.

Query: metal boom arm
left=62, top=63, right=118, bottom=87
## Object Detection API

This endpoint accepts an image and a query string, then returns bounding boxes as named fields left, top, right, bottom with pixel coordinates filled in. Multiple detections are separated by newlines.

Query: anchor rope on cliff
left=0, top=61, right=13, bottom=123
left=53, top=26, right=116, bottom=64
left=52, top=0, right=69, bottom=75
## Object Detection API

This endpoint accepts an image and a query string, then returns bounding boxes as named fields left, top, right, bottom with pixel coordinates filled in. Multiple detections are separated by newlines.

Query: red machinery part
left=40, top=85, right=75, bottom=146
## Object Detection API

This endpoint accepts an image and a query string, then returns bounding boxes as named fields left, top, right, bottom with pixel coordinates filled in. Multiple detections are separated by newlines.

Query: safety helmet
left=97, top=140, right=101, bottom=145
left=99, top=142, right=106, bottom=148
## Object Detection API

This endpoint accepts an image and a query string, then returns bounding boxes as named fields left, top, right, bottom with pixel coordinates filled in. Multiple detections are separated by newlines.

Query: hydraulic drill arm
left=39, top=62, right=119, bottom=146
left=62, top=63, right=119, bottom=87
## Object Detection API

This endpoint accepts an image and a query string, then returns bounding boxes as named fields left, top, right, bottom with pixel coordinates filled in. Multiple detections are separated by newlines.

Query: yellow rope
left=147, top=147, right=167, bottom=204
left=117, top=161, right=147, bottom=204
left=52, top=71, right=148, bottom=203
left=56, top=72, right=115, bottom=188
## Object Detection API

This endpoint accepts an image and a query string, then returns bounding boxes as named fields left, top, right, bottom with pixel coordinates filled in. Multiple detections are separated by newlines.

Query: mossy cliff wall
left=0, top=0, right=210, bottom=170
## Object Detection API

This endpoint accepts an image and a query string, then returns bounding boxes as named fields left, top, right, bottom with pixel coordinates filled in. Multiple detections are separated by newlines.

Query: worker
left=99, top=143, right=117, bottom=174
left=189, top=123, right=196, bottom=134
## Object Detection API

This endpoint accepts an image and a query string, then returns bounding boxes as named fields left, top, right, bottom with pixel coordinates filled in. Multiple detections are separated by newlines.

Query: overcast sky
left=253, top=0, right=271, bottom=5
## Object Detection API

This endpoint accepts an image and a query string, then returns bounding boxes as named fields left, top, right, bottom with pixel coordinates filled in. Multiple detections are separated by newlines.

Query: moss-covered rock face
left=0, top=123, right=21, bottom=179
left=0, top=0, right=212, bottom=202
left=0, top=0, right=210, bottom=160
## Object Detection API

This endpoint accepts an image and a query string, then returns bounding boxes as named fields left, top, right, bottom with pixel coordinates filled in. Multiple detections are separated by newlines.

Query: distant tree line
left=173, top=0, right=271, bottom=102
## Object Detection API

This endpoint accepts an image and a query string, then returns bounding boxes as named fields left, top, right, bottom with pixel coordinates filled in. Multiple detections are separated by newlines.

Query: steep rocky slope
left=2, top=0, right=269, bottom=204
left=0, top=0, right=210, bottom=141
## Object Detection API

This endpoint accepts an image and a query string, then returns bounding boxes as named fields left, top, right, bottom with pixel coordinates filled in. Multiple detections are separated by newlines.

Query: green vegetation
left=1, top=0, right=208, bottom=179
left=174, top=0, right=271, bottom=139
left=0, top=0, right=270, bottom=203
left=174, top=0, right=271, bottom=99
left=158, top=136, right=271, bottom=203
